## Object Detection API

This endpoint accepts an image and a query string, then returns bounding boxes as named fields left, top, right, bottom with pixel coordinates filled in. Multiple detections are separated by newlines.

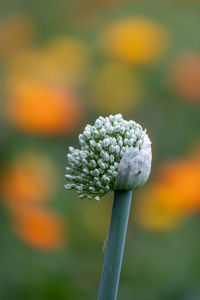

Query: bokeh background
left=0, top=0, right=200, bottom=299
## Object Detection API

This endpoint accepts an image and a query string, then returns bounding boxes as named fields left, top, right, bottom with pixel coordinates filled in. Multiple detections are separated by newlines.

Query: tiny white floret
left=65, top=114, right=152, bottom=200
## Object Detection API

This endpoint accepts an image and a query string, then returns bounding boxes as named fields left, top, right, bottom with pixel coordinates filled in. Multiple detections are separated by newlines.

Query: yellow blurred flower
left=45, top=37, right=89, bottom=84
left=5, top=79, right=84, bottom=135
left=6, top=37, right=89, bottom=85
left=91, top=62, right=142, bottom=113
left=101, top=17, right=169, bottom=64
left=136, top=190, right=183, bottom=231
left=5, top=49, right=45, bottom=82
left=0, top=14, right=35, bottom=58
left=136, top=153, right=200, bottom=231
left=171, top=53, right=200, bottom=102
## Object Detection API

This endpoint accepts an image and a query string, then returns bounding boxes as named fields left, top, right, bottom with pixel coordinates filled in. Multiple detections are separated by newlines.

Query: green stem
left=97, top=190, right=132, bottom=300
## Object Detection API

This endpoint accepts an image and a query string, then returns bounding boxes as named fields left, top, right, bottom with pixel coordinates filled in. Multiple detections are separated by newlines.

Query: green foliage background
left=0, top=0, right=200, bottom=299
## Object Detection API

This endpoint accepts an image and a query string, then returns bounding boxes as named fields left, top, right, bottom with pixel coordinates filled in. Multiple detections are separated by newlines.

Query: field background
left=0, top=0, right=200, bottom=299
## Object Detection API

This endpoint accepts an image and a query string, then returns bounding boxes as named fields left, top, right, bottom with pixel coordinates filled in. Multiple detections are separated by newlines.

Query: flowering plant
left=65, top=114, right=151, bottom=200
left=65, top=114, right=152, bottom=300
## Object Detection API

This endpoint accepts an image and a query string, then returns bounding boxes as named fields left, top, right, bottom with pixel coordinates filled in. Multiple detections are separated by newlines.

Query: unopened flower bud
left=65, top=114, right=152, bottom=200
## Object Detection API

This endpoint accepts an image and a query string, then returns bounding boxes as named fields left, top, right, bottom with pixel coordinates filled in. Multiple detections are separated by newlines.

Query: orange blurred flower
left=0, top=14, right=35, bottom=58
left=5, top=80, right=84, bottom=135
left=1, top=152, right=66, bottom=250
left=101, top=17, right=168, bottom=64
left=14, top=207, right=65, bottom=250
left=136, top=153, right=200, bottom=231
left=171, top=53, right=200, bottom=102
left=3, top=37, right=87, bottom=135
left=1, top=152, right=57, bottom=208
left=156, top=157, right=200, bottom=212
left=91, top=62, right=142, bottom=113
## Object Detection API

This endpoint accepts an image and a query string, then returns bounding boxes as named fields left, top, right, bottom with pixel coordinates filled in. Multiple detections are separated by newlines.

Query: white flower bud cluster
left=65, top=114, right=150, bottom=200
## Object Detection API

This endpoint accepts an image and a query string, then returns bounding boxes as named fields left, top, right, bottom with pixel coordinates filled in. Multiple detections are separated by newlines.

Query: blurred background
left=0, top=0, right=200, bottom=299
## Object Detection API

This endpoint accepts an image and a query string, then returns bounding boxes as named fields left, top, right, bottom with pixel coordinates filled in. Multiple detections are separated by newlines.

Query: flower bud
left=65, top=114, right=152, bottom=200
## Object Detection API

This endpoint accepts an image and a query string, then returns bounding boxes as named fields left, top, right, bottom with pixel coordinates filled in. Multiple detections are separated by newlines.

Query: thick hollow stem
left=97, top=190, right=132, bottom=300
